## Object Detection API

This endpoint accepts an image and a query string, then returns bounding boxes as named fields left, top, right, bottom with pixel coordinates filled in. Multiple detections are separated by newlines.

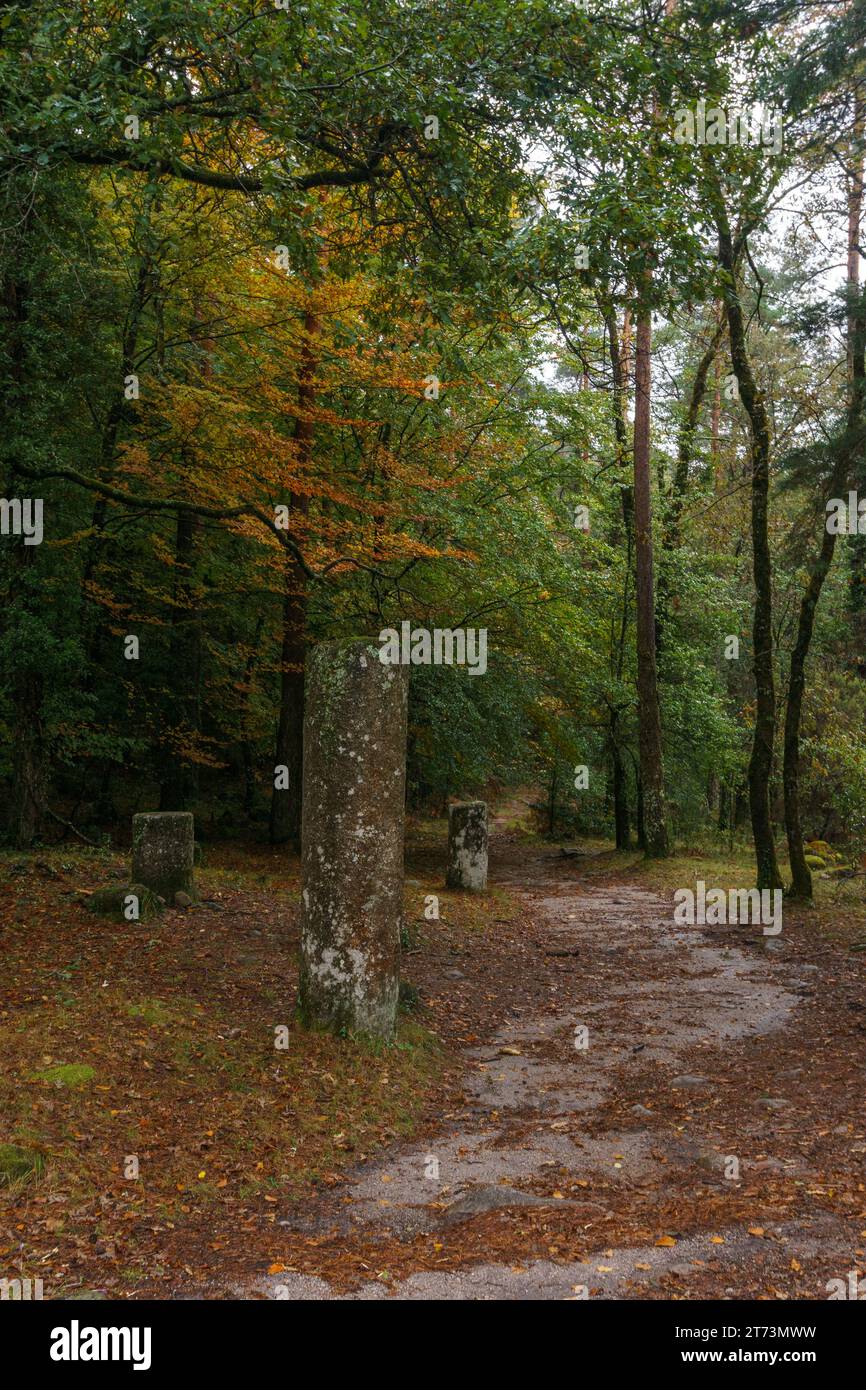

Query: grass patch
left=0, top=1142, right=45, bottom=1187
left=602, top=838, right=866, bottom=949
left=28, top=1063, right=96, bottom=1087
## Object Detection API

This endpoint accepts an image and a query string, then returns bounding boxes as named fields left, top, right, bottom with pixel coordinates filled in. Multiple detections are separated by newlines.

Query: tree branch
left=13, top=463, right=318, bottom=580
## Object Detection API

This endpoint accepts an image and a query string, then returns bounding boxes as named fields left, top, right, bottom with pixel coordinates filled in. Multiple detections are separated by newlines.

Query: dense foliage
left=1, top=0, right=864, bottom=891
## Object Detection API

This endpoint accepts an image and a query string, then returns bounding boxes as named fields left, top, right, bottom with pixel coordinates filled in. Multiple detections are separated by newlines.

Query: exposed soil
left=239, top=825, right=866, bottom=1300
left=4, top=815, right=865, bottom=1301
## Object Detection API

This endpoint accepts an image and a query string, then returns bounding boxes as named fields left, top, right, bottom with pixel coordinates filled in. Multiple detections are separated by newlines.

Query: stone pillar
left=298, top=640, right=408, bottom=1040
left=446, top=801, right=488, bottom=891
left=131, top=812, right=196, bottom=901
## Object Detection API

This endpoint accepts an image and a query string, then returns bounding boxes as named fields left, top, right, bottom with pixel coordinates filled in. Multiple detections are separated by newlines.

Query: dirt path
left=245, top=837, right=866, bottom=1300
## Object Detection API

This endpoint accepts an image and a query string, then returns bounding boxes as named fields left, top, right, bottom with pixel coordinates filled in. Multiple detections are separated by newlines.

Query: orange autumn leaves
left=118, top=254, right=488, bottom=586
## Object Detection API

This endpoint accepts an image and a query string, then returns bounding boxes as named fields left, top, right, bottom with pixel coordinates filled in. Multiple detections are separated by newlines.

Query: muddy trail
left=243, top=824, right=866, bottom=1301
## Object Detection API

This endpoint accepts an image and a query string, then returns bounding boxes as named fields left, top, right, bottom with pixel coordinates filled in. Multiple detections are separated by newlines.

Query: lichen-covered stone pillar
left=298, top=640, right=409, bottom=1040
left=131, top=812, right=196, bottom=900
left=446, top=801, right=488, bottom=891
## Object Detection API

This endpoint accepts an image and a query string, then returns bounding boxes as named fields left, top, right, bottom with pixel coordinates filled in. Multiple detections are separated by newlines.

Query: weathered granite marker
left=298, top=640, right=409, bottom=1040
left=446, top=801, right=488, bottom=891
left=131, top=812, right=196, bottom=901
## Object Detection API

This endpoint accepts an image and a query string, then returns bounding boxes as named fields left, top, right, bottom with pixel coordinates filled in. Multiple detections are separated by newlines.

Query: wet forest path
left=245, top=816, right=866, bottom=1300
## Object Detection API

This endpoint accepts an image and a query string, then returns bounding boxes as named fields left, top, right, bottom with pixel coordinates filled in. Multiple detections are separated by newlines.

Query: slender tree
left=784, top=104, right=865, bottom=899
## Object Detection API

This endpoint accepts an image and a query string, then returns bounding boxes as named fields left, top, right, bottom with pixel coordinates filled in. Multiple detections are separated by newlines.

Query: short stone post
left=298, top=640, right=408, bottom=1040
left=131, top=812, right=196, bottom=901
left=446, top=801, right=488, bottom=891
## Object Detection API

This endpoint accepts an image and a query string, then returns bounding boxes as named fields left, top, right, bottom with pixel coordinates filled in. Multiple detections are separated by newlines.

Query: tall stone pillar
left=131, top=811, right=196, bottom=900
left=446, top=801, right=488, bottom=891
left=298, top=640, right=408, bottom=1040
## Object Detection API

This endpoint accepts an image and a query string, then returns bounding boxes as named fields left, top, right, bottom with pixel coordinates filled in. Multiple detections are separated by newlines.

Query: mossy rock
left=804, top=854, right=826, bottom=869
left=30, top=1063, right=95, bottom=1088
left=84, top=883, right=164, bottom=921
left=805, top=840, right=834, bottom=858
left=0, top=1143, right=45, bottom=1186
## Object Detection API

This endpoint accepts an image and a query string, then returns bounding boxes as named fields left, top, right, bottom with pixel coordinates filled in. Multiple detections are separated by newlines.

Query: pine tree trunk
left=633, top=303, right=669, bottom=857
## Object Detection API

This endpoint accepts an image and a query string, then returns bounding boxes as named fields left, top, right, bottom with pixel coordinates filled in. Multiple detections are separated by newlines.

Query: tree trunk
left=269, top=558, right=307, bottom=847
left=269, top=308, right=319, bottom=850
left=734, top=783, right=748, bottom=829
left=632, top=301, right=669, bottom=857
left=711, top=310, right=723, bottom=491
left=611, top=731, right=630, bottom=849
left=80, top=253, right=153, bottom=668
left=548, top=764, right=558, bottom=837
left=668, top=312, right=725, bottom=546
left=635, top=770, right=646, bottom=851
left=717, top=781, right=729, bottom=831
left=710, top=171, right=783, bottom=890
left=158, top=296, right=217, bottom=812
left=657, top=311, right=725, bottom=653
left=238, top=614, right=264, bottom=817
left=784, top=110, right=864, bottom=900
left=159, top=505, right=202, bottom=811
left=603, top=305, right=634, bottom=851
left=2, top=206, right=47, bottom=847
